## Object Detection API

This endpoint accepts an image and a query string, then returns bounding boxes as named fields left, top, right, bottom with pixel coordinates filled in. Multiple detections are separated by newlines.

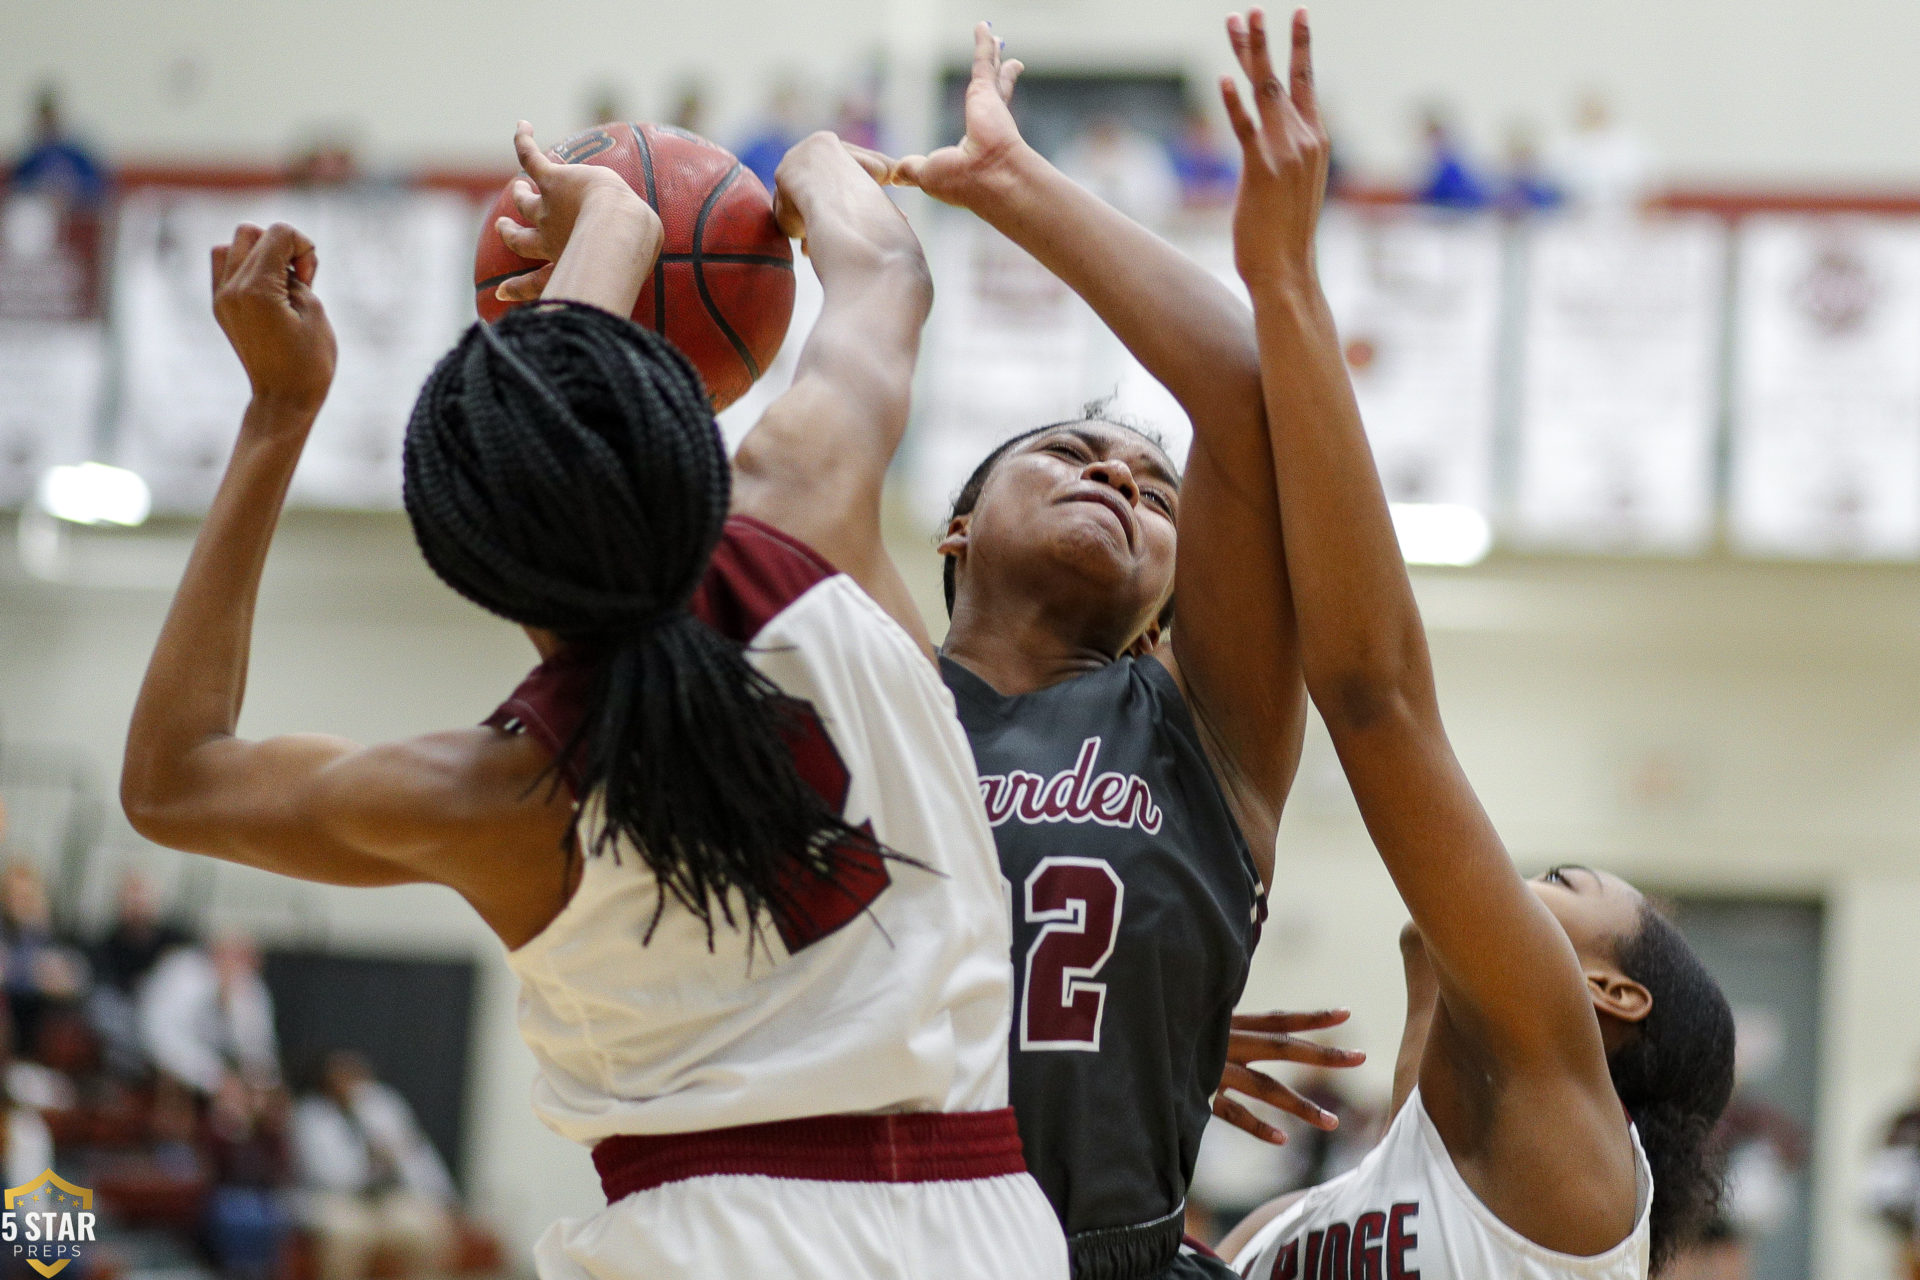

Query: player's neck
left=941, top=596, right=1123, bottom=696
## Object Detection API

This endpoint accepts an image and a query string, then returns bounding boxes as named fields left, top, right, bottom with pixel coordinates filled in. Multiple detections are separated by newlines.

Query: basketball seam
left=692, top=162, right=763, bottom=384
left=632, top=123, right=667, bottom=334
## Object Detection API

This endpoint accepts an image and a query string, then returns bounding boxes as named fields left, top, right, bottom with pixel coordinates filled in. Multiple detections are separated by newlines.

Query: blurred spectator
left=584, top=84, right=625, bottom=129
left=834, top=85, right=885, bottom=154
left=90, top=870, right=192, bottom=1079
left=1677, top=1089, right=1808, bottom=1278
left=95, top=871, right=188, bottom=993
left=9, top=85, right=107, bottom=210
left=288, top=135, right=360, bottom=189
left=736, top=81, right=810, bottom=190
left=1058, top=115, right=1181, bottom=226
left=1866, top=1063, right=1920, bottom=1280
left=668, top=79, right=710, bottom=137
left=1551, top=90, right=1652, bottom=214
left=293, top=1051, right=454, bottom=1280
left=0, top=1013, right=54, bottom=1188
left=206, top=1075, right=295, bottom=1280
left=141, top=932, right=279, bottom=1096
left=1494, top=124, right=1564, bottom=215
left=1414, top=107, right=1488, bottom=209
left=1169, top=108, right=1239, bottom=209
left=0, top=860, right=90, bottom=1057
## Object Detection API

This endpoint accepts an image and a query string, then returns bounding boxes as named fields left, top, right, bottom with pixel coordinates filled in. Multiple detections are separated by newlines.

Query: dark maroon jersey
left=941, top=654, right=1263, bottom=1280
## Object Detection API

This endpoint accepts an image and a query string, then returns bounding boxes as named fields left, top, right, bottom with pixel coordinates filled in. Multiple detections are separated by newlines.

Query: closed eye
left=1143, top=488, right=1176, bottom=516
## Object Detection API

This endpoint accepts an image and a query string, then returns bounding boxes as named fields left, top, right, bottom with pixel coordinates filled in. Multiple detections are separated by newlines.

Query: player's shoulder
left=692, top=514, right=841, bottom=643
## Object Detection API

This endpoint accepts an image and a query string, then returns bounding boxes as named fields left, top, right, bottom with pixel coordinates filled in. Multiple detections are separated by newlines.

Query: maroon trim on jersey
left=690, top=513, right=837, bottom=643
left=592, top=1108, right=1028, bottom=1201
left=482, top=515, right=839, bottom=796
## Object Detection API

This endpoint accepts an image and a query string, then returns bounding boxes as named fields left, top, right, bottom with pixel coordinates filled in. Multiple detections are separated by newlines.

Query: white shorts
left=533, top=1169, right=1068, bottom=1279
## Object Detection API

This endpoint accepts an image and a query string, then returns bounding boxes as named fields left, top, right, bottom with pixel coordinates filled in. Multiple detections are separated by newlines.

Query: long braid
left=403, top=301, right=898, bottom=943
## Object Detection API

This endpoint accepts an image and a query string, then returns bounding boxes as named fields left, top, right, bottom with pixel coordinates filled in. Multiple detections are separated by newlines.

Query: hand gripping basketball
left=474, top=120, right=797, bottom=410
left=492, top=121, right=658, bottom=304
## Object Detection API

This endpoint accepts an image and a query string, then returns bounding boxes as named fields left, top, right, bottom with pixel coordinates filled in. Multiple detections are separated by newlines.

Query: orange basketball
left=475, top=123, right=796, bottom=411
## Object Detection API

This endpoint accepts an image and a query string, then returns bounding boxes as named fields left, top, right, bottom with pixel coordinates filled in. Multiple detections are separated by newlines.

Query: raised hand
left=1220, top=7, right=1329, bottom=285
left=1213, top=1007, right=1366, bottom=1144
left=494, top=122, right=662, bottom=304
left=210, top=221, right=336, bottom=416
left=893, top=22, right=1027, bottom=209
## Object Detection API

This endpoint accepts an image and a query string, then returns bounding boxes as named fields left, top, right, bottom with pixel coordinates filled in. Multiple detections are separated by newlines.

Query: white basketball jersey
left=493, top=516, right=1014, bottom=1145
left=1231, top=1089, right=1652, bottom=1280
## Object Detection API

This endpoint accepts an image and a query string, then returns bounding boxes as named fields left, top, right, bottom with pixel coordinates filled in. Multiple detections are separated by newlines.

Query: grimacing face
left=943, top=423, right=1180, bottom=654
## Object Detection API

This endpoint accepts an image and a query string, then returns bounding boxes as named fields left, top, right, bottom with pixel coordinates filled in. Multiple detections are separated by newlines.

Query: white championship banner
left=1730, top=216, right=1920, bottom=558
left=1514, top=216, right=1726, bottom=552
left=907, top=213, right=1111, bottom=527
left=112, top=189, right=473, bottom=512
left=0, top=321, right=105, bottom=507
left=1317, top=210, right=1504, bottom=512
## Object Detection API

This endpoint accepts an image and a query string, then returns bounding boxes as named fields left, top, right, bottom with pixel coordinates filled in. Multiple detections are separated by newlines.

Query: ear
left=1587, top=967, right=1652, bottom=1026
left=937, top=513, right=971, bottom=560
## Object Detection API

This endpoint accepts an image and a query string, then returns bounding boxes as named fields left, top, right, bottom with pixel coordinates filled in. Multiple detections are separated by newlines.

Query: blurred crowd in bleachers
left=0, top=796, right=495, bottom=1280
left=7, top=71, right=1662, bottom=223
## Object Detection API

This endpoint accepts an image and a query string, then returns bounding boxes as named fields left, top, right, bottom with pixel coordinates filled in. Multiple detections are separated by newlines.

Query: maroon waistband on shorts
left=592, top=1108, right=1029, bottom=1203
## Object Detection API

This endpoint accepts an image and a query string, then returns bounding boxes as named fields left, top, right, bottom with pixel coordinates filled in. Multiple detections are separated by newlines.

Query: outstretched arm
left=1222, top=4, right=1616, bottom=1117
left=897, top=25, right=1305, bottom=865
left=118, top=219, right=398, bottom=883
left=119, top=132, right=656, bottom=944
left=729, top=134, right=937, bottom=653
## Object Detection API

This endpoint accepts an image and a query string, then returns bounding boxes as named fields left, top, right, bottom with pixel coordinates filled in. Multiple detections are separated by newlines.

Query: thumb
left=891, top=155, right=927, bottom=189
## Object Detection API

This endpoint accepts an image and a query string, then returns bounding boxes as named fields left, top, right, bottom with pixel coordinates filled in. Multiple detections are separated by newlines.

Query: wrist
left=245, top=388, right=327, bottom=422
left=578, top=194, right=664, bottom=268
left=1245, top=261, right=1324, bottom=308
left=963, top=142, right=1047, bottom=217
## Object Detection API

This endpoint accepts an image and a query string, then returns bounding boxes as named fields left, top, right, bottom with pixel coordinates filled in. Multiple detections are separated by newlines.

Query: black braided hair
left=941, top=399, right=1180, bottom=631
left=403, top=301, right=892, bottom=944
left=1607, top=901, right=1737, bottom=1273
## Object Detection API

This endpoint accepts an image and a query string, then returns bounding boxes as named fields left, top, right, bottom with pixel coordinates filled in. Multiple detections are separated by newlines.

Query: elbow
left=119, top=777, right=174, bottom=847
left=119, top=763, right=197, bottom=851
left=1309, top=663, right=1430, bottom=742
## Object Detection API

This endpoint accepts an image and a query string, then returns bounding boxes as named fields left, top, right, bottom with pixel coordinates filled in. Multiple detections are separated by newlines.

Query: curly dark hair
left=1607, top=901, right=1738, bottom=1273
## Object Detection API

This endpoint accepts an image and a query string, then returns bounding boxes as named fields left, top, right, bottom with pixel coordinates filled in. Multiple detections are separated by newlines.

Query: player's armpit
left=308, top=729, right=579, bottom=942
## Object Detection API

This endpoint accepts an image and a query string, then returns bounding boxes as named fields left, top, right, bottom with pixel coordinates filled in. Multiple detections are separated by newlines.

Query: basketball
left=473, top=122, right=796, bottom=411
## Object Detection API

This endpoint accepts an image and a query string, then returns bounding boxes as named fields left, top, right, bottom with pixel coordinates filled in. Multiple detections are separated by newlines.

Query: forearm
left=122, top=399, right=310, bottom=824
left=1250, top=272, right=1433, bottom=722
left=969, top=148, right=1261, bottom=436
left=784, top=153, right=932, bottom=424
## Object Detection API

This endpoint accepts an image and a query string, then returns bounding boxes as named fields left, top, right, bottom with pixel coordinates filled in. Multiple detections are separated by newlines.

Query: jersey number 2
left=1020, top=857, right=1124, bottom=1051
